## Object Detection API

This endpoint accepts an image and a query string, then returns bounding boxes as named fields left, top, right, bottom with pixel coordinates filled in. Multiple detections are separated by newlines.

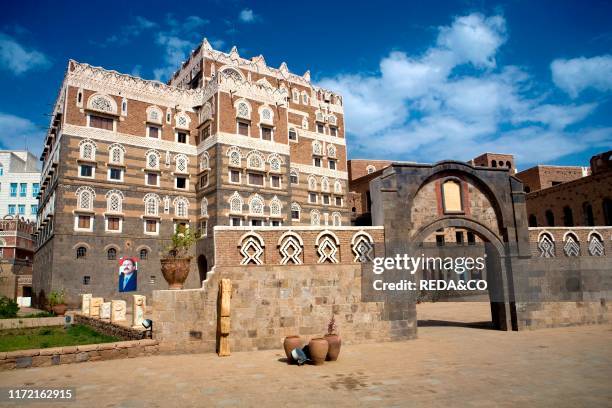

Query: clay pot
left=283, top=336, right=302, bottom=364
left=308, top=338, right=329, bottom=365
left=160, top=258, right=192, bottom=289
left=325, top=334, right=341, bottom=361
left=52, top=304, right=67, bottom=316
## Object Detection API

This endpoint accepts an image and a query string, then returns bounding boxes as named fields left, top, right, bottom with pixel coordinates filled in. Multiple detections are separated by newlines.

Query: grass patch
left=21, top=311, right=56, bottom=318
left=0, top=324, right=119, bottom=352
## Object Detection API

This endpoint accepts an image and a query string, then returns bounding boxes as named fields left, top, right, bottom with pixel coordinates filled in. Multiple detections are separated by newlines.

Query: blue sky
left=0, top=0, right=611, bottom=170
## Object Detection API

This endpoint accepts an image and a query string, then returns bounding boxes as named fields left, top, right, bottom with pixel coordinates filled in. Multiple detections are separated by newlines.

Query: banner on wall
left=118, top=256, right=138, bottom=292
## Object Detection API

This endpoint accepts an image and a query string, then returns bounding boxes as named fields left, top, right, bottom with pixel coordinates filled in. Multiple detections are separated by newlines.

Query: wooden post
left=217, top=278, right=232, bottom=357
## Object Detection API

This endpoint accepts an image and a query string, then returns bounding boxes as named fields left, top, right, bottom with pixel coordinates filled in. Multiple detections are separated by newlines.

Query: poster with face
left=118, top=256, right=138, bottom=292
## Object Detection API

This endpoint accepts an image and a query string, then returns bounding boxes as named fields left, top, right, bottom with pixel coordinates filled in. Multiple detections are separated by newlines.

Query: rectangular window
left=10, top=183, right=17, bottom=197
left=78, top=215, right=91, bottom=229
left=202, top=126, right=210, bottom=141
left=335, top=196, right=342, bottom=206
left=145, top=219, right=158, bottom=233
left=90, top=115, right=113, bottom=130
left=177, top=132, right=187, bottom=143
left=109, top=167, right=123, bottom=181
left=199, top=220, right=208, bottom=237
left=31, top=204, right=38, bottom=214
left=309, top=193, right=317, bottom=204
left=107, top=217, right=120, bottom=231
left=80, top=165, right=93, bottom=178
left=250, top=219, right=263, bottom=227
left=330, top=127, right=337, bottom=137
left=176, top=177, right=187, bottom=189
left=18, top=205, right=25, bottom=215
left=248, top=173, right=264, bottom=186
left=238, top=121, right=249, bottom=136
left=83, top=276, right=91, bottom=285
left=230, top=170, right=241, bottom=184
left=436, top=234, right=445, bottom=247
left=456, top=231, right=464, bottom=244
left=230, top=217, right=241, bottom=226
left=322, top=195, right=330, bottom=205
left=8, top=205, right=15, bottom=215
left=32, top=183, right=39, bottom=197
left=145, top=173, right=157, bottom=187
left=270, top=175, right=280, bottom=188
left=0, top=168, right=3, bottom=176
left=290, top=174, right=298, bottom=184
left=261, top=126, right=272, bottom=141
left=291, top=210, right=299, bottom=220
left=288, top=129, right=297, bottom=141
left=314, top=158, right=322, bottom=167
left=19, top=183, right=27, bottom=197
left=148, top=126, right=160, bottom=139
left=271, top=220, right=281, bottom=227
left=467, top=231, right=476, bottom=245
left=317, top=123, right=325, bottom=134
left=329, top=160, right=337, bottom=170
left=200, top=173, right=208, bottom=188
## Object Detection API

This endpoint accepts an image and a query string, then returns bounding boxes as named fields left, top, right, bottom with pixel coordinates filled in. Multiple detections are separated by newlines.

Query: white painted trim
left=104, top=215, right=123, bottom=233
left=296, top=128, right=346, bottom=146
left=293, top=163, right=348, bottom=180
left=74, top=214, right=94, bottom=232
left=143, top=218, right=160, bottom=235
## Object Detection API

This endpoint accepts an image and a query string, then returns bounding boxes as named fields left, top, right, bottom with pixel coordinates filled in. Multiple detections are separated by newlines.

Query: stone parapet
left=0, top=316, right=65, bottom=330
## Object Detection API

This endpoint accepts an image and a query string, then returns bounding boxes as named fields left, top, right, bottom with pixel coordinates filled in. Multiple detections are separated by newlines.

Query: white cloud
left=0, top=33, right=50, bottom=75
left=551, top=55, right=612, bottom=97
left=0, top=112, right=44, bottom=155
left=318, top=13, right=611, bottom=167
left=239, top=9, right=257, bottom=23
left=100, top=16, right=157, bottom=47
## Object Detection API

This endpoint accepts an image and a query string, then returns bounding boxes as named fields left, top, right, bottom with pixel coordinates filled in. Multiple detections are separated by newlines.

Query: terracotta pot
left=52, top=304, right=67, bottom=316
left=325, top=334, right=341, bottom=361
left=283, top=336, right=302, bottom=364
left=160, top=257, right=192, bottom=289
left=308, top=338, right=329, bottom=365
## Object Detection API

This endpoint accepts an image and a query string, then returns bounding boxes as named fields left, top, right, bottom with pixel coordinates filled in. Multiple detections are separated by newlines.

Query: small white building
left=0, top=151, right=41, bottom=222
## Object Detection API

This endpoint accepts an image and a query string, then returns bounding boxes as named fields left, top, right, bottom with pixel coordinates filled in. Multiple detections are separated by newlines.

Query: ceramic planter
left=308, top=338, right=329, bottom=365
left=325, top=334, right=341, bottom=361
left=283, top=336, right=302, bottom=364
left=160, top=257, right=192, bottom=289
left=52, top=304, right=67, bottom=316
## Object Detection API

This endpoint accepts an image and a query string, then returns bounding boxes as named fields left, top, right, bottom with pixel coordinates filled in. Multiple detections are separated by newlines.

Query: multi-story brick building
left=0, top=151, right=40, bottom=221
left=33, top=39, right=349, bottom=305
left=0, top=217, right=35, bottom=302
left=515, top=163, right=589, bottom=193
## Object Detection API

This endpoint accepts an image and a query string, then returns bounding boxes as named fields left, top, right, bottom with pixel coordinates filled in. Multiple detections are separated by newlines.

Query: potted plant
left=49, top=290, right=67, bottom=316
left=324, top=314, right=341, bottom=361
left=160, top=225, right=198, bottom=289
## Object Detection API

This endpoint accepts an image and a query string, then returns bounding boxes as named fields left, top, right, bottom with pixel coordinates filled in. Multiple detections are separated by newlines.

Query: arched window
left=107, top=248, right=116, bottom=260
left=312, top=141, right=323, bottom=156
left=302, top=117, right=308, bottom=130
left=563, top=232, right=580, bottom=256
left=146, top=106, right=163, bottom=124
left=248, top=194, right=264, bottom=215
left=528, top=214, right=537, bottom=227
left=291, top=202, right=301, bottom=221
left=108, top=144, right=125, bottom=164
left=246, top=151, right=265, bottom=170
left=334, top=180, right=343, bottom=194
left=222, top=67, right=243, bottom=82
left=545, top=210, right=555, bottom=227
left=538, top=233, right=555, bottom=257
left=173, top=197, right=189, bottom=218
left=308, top=175, right=317, bottom=191
left=143, top=193, right=160, bottom=216
left=290, top=168, right=299, bottom=185
left=492, top=161, right=498, bottom=168
left=105, top=190, right=123, bottom=213
left=563, top=206, right=574, bottom=227
left=269, top=196, right=282, bottom=217
left=442, top=179, right=463, bottom=213
left=310, top=209, right=321, bottom=226
left=582, top=202, right=594, bottom=226
left=174, top=112, right=190, bottom=129
left=235, top=99, right=251, bottom=119
left=199, top=152, right=210, bottom=171
left=201, top=198, right=208, bottom=216
left=227, top=146, right=242, bottom=167
left=588, top=233, right=605, bottom=256
left=139, top=248, right=148, bottom=260
left=321, top=177, right=330, bottom=192
left=146, top=150, right=160, bottom=170
left=259, top=106, right=273, bottom=124
left=76, top=186, right=95, bottom=210
left=332, top=212, right=342, bottom=226
left=79, top=139, right=97, bottom=161
left=87, top=93, right=117, bottom=114
left=268, top=154, right=282, bottom=173
left=200, top=102, right=212, bottom=123
left=301, top=91, right=309, bottom=105
left=175, top=154, right=188, bottom=173
left=366, top=165, right=376, bottom=174
left=327, top=144, right=336, bottom=158
left=229, top=192, right=243, bottom=214
left=76, top=246, right=87, bottom=259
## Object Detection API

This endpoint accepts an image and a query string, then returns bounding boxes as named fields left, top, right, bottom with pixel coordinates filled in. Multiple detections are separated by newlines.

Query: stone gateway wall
left=152, top=263, right=416, bottom=354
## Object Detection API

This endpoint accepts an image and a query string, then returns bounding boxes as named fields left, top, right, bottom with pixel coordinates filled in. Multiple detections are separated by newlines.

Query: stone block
left=75, top=352, right=89, bottom=362
left=60, top=353, right=76, bottom=364
left=39, top=347, right=64, bottom=356
left=77, top=344, right=99, bottom=352
left=32, top=355, right=53, bottom=367
left=15, top=356, right=32, bottom=368
left=100, top=302, right=111, bottom=319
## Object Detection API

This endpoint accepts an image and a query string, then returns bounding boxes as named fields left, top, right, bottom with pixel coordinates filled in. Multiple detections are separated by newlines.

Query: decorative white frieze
left=239, top=232, right=265, bottom=265
left=538, top=233, right=555, bottom=257
left=352, top=231, right=375, bottom=262
left=278, top=231, right=303, bottom=264
left=316, top=231, right=340, bottom=263
left=588, top=233, right=604, bottom=256
left=563, top=234, right=580, bottom=257
left=292, top=163, right=348, bottom=180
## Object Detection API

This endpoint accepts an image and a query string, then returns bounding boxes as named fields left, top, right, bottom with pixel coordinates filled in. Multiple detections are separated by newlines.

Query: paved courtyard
left=0, top=303, right=610, bottom=407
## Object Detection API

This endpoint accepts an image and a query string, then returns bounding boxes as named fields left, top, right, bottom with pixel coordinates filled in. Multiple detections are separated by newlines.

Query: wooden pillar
left=217, top=278, right=232, bottom=357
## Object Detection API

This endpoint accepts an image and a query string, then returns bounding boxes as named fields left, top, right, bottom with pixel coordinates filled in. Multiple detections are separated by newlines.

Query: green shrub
left=0, top=296, right=19, bottom=318
left=48, top=290, right=65, bottom=307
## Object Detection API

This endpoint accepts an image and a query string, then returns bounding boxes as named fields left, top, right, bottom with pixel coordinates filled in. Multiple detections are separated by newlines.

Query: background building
left=0, top=217, right=35, bottom=303
left=33, top=40, right=349, bottom=306
left=0, top=151, right=40, bottom=221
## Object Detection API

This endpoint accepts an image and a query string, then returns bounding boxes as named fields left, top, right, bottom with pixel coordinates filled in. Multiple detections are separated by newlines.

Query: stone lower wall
left=0, top=339, right=158, bottom=370
left=0, top=316, right=64, bottom=330
left=75, top=314, right=145, bottom=340
left=516, top=301, right=611, bottom=329
left=151, top=263, right=416, bottom=354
